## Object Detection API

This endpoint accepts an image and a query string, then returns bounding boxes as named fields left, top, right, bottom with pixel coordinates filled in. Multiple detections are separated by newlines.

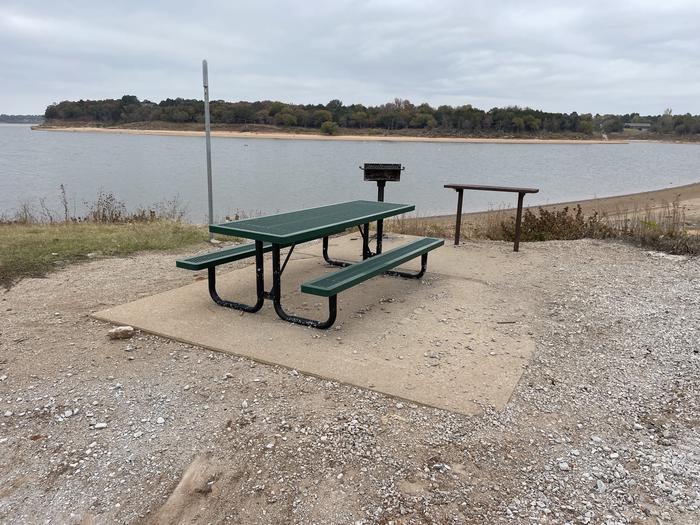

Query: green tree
left=523, top=115, right=541, bottom=132
left=320, top=121, right=339, bottom=135
left=312, top=109, right=333, bottom=126
left=275, top=111, right=297, bottom=126
left=349, top=111, right=369, bottom=128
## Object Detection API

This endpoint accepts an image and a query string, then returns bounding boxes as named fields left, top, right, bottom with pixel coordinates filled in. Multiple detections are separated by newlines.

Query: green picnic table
left=177, top=200, right=443, bottom=328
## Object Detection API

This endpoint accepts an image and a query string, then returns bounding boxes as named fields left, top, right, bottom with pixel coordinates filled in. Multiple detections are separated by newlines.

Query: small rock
left=3, top=411, right=12, bottom=417
left=558, top=462, right=571, bottom=471
left=0, top=375, right=7, bottom=381
left=94, top=422, right=107, bottom=429
left=595, top=480, right=606, bottom=493
left=156, top=417, right=165, bottom=425
left=107, top=326, right=135, bottom=340
left=395, top=403, right=404, bottom=409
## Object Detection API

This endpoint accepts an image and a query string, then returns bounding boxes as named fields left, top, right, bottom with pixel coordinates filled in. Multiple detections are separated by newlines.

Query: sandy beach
left=34, top=125, right=627, bottom=144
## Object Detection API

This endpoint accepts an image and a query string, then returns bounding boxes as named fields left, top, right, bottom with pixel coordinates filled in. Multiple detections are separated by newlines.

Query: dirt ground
left=0, top=238, right=699, bottom=524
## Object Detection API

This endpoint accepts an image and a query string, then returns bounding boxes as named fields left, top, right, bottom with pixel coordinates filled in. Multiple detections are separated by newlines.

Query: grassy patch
left=0, top=221, right=207, bottom=288
left=383, top=214, right=452, bottom=238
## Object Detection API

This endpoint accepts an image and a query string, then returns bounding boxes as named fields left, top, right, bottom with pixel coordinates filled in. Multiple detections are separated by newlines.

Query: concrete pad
left=92, top=234, right=536, bottom=415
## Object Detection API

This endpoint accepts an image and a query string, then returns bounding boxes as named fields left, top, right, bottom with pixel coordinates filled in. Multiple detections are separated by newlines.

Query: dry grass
left=0, top=189, right=214, bottom=287
left=0, top=221, right=206, bottom=288
left=2, top=187, right=696, bottom=290
left=384, top=199, right=699, bottom=255
left=383, top=214, right=452, bottom=238
left=604, top=200, right=699, bottom=254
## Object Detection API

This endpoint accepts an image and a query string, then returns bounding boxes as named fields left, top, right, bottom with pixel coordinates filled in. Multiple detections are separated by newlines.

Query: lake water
left=1, top=124, right=699, bottom=222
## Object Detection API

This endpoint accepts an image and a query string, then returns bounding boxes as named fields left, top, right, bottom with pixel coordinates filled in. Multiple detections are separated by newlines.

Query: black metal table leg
left=323, top=225, right=374, bottom=268
left=514, top=191, right=525, bottom=252
left=322, top=236, right=352, bottom=268
left=272, top=244, right=337, bottom=329
left=208, top=240, right=265, bottom=312
left=361, top=223, right=371, bottom=259
left=454, top=189, right=464, bottom=245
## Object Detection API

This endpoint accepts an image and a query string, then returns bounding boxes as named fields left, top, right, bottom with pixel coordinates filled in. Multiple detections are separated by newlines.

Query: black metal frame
left=271, top=244, right=337, bottom=329
left=322, top=234, right=427, bottom=279
left=208, top=222, right=427, bottom=329
left=208, top=240, right=266, bottom=312
left=385, top=253, right=428, bottom=279
left=321, top=224, right=373, bottom=268
left=207, top=239, right=337, bottom=329
left=322, top=236, right=351, bottom=268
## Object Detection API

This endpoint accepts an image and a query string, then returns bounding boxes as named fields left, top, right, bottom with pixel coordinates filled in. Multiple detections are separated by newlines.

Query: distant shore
left=33, top=125, right=627, bottom=145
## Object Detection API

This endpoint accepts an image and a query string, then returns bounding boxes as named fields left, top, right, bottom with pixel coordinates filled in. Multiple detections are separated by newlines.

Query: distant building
left=624, top=122, right=651, bottom=131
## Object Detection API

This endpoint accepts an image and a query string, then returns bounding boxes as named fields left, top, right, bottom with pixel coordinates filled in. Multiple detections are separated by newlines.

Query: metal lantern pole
left=202, top=59, right=214, bottom=240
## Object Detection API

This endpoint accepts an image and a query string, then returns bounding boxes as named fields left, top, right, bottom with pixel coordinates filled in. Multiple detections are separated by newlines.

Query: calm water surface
left=1, top=124, right=699, bottom=221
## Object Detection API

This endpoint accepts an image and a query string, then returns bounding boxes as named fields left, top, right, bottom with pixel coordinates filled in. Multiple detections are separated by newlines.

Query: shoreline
left=33, top=125, right=627, bottom=145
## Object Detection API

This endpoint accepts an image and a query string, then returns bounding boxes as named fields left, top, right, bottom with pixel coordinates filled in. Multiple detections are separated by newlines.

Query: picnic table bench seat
left=176, top=242, right=273, bottom=271
left=302, top=237, right=444, bottom=297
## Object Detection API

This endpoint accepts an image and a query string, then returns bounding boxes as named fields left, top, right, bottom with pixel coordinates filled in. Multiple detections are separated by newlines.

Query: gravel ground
left=0, top=239, right=698, bottom=524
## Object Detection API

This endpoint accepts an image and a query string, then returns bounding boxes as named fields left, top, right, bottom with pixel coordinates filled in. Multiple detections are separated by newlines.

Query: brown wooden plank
left=444, top=184, right=539, bottom=193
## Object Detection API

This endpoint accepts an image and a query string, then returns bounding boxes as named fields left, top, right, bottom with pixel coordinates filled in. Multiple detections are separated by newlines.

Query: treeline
left=1, top=114, right=44, bottom=124
left=44, top=96, right=700, bottom=136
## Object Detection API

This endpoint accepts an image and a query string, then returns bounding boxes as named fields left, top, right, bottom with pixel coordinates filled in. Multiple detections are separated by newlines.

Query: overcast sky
left=2, top=0, right=699, bottom=115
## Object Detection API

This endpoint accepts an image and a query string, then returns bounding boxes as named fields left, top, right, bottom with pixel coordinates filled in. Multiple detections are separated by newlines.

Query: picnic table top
left=444, top=184, right=539, bottom=193
left=210, top=200, right=414, bottom=244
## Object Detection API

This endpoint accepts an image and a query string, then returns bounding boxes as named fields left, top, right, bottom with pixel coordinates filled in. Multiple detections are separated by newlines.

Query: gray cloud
left=2, top=0, right=699, bottom=114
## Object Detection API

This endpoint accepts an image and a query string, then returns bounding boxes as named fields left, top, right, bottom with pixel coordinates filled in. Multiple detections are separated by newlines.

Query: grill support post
left=376, top=180, right=385, bottom=254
